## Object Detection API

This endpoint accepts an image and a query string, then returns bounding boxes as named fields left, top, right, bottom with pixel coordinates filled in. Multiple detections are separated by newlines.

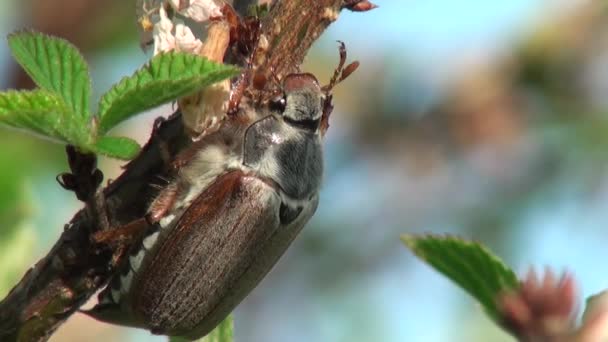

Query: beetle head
left=268, top=73, right=323, bottom=132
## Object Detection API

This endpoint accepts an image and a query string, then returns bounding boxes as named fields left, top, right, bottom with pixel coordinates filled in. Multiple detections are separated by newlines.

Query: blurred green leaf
left=0, top=221, right=36, bottom=298
left=202, top=315, right=233, bottom=342
left=0, top=167, right=31, bottom=241
left=0, top=130, right=65, bottom=240
left=582, top=290, right=608, bottom=326
left=0, top=90, right=90, bottom=148
left=401, top=234, right=518, bottom=322
left=97, top=52, right=239, bottom=134
left=168, top=315, right=233, bottom=342
left=8, top=31, right=91, bottom=118
left=94, top=136, right=141, bottom=160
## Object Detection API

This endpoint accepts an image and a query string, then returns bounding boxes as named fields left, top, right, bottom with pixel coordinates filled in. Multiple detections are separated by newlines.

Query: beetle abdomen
left=114, top=170, right=317, bottom=338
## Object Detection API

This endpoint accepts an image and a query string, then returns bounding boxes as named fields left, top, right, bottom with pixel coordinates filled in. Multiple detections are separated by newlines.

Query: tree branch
left=0, top=0, right=360, bottom=340
left=255, top=0, right=343, bottom=80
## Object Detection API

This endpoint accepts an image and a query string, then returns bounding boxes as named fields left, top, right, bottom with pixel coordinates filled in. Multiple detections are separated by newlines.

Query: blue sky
left=1, top=1, right=589, bottom=341
left=328, top=0, right=557, bottom=60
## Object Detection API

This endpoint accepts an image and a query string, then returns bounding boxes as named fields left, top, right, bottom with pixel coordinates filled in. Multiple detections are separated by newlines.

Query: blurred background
left=0, top=0, right=606, bottom=341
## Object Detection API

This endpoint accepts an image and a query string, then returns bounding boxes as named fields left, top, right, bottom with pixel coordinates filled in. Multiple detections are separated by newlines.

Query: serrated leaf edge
left=96, top=52, right=239, bottom=134
left=0, top=89, right=91, bottom=148
left=401, top=233, right=519, bottom=320
left=7, top=30, right=92, bottom=119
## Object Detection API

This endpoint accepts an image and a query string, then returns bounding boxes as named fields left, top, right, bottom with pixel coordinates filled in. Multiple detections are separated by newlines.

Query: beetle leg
left=91, top=183, right=178, bottom=269
left=92, top=217, right=150, bottom=246
left=93, top=179, right=178, bottom=247
left=109, top=243, right=129, bottom=269
left=92, top=191, right=111, bottom=232
left=147, top=182, right=180, bottom=224
left=227, top=69, right=250, bottom=116
left=151, top=116, right=173, bottom=169
left=320, top=94, right=334, bottom=137
left=324, top=41, right=347, bottom=93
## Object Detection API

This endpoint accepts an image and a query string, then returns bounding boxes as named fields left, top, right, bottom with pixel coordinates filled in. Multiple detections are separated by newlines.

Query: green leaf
left=0, top=90, right=90, bottom=148
left=94, top=136, right=141, bottom=160
left=202, top=315, right=233, bottom=342
left=97, top=52, right=240, bottom=135
left=401, top=234, right=518, bottom=322
left=0, top=222, right=36, bottom=298
left=583, top=290, right=608, bottom=326
left=8, top=31, right=91, bottom=118
left=168, top=337, right=189, bottom=342
left=0, top=154, right=33, bottom=241
left=168, top=315, right=233, bottom=342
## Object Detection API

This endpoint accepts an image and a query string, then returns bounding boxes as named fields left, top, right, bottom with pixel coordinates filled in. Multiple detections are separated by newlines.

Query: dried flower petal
left=170, top=0, right=223, bottom=22
left=174, top=20, right=203, bottom=53
left=179, top=80, right=230, bottom=136
left=153, top=6, right=176, bottom=55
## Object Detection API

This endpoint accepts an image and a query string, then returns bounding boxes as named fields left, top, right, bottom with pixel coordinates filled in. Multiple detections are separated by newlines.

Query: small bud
left=498, top=268, right=577, bottom=340
left=577, top=291, right=608, bottom=341
left=344, top=0, right=378, bottom=12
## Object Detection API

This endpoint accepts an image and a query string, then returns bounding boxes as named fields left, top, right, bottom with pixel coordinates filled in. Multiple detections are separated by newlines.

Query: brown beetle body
left=90, top=170, right=318, bottom=338
left=86, top=73, right=325, bottom=339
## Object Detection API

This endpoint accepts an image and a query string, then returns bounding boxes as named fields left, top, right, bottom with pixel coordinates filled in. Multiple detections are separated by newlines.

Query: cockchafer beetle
left=84, top=73, right=324, bottom=339
left=85, top=43, right=359, bottom=339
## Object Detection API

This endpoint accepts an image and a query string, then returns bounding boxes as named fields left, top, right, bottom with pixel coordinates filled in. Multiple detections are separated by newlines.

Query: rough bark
left=0, top=0, right=352, bottom=341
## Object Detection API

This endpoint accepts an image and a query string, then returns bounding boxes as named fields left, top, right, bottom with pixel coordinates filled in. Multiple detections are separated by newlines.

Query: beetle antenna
left=322, top=41, right=359, bottom=94
left=319, top=41, right=359, bottom=137
left=327, top=41, right=347, bottom=90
